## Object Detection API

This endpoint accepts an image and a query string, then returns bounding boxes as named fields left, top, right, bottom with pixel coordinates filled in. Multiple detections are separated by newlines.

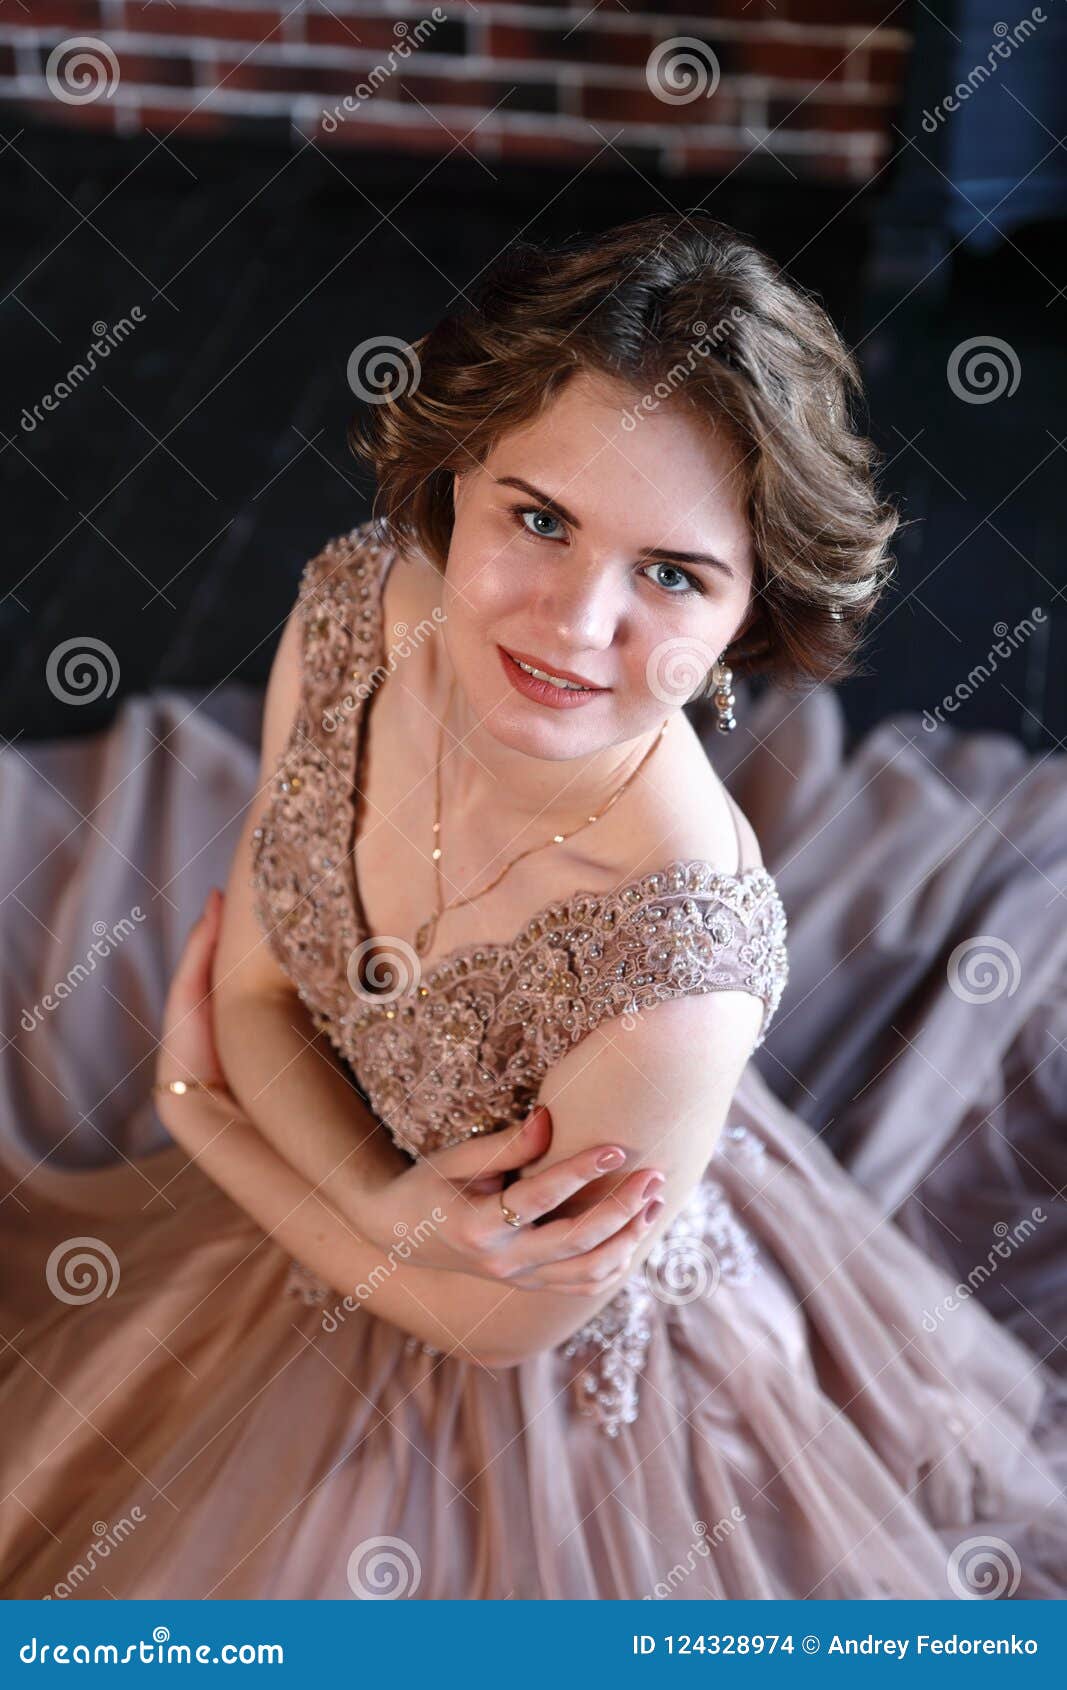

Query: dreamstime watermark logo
left=19, top=1630, right=284, bottom=1665
left=921, top=609, right=1045, bottom=729
left=646, top=635, right=718, bottom=705
left=321, top=1211, right=447, bottom=1333
left=920, top=1208, right=1046, bottom=1332
left=46, top=636, right=120, bottom=705
left=621, top=308, right=746, bottom=432
left=347, top=335, right=422, bottom=404
left=920, top=9, right=1046, bottom=132
left=643, top=1510, right=746, bottom=1597
left=947, top=336, right=1021, bottom=404
left=21, top=907, right=147, bottom=1032
left=646, top=37, right=721, bottom=105
left=346, top=1535, right=422, bottom=1598
left=321, top=9, right=446, bottom=132
left=346, top=935, right=421, bottom=1002
left=645, top=1234, right=721, bottom=1305
left=947, top=1535, right=1022, bottom=1598
left=21, top=309, right=146, bottom=433
left=46, top=1236, right=120, bottom=1305
left=323, top=608, right=446, bottom=733
left=946, top=934, right=1021, bottom=1004
left=46, top=36, right=120, bottom=105
left=42, top=1510, right=146, bottom=1598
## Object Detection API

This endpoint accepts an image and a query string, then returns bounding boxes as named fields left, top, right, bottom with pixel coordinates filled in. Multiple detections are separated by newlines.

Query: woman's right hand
left=366, top=1107, right=665, bottom=1294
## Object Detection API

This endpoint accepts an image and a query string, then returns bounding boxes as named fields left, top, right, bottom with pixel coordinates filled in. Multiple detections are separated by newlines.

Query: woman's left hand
left=154, top=887, right=243, bottom=1142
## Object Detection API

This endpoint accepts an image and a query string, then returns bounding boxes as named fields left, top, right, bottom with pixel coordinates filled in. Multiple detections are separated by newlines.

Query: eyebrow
left=494, top=475, right=739, bottom=582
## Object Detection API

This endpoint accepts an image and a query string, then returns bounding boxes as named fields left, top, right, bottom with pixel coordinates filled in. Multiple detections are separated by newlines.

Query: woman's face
left=442, top=368, right=755, bottom=759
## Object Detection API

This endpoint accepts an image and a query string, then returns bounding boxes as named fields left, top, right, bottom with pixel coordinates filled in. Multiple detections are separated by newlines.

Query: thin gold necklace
left=413, top=676, right=670, bottom=959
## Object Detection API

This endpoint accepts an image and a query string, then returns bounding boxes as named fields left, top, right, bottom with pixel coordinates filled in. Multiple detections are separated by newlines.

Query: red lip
left=499, top=646, right=609, bottom=691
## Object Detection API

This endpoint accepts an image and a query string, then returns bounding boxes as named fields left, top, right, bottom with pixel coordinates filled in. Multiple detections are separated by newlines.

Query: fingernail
left=643, top=1197, right=664, bottom=1224
left=641, top=1173, right=665, bottom=1202
left=595, top=1146, right=626, bottom=1171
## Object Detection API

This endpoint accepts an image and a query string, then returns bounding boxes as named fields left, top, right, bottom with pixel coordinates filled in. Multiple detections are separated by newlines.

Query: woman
left=1, top=214, right=1064, bottom=1601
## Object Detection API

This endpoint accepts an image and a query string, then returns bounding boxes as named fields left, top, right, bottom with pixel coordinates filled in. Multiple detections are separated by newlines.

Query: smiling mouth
left=500, top=647, right=608, bottom=692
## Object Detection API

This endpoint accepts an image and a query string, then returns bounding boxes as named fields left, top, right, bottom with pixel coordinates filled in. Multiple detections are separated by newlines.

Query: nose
left=543, top=565, right=618, bottom=653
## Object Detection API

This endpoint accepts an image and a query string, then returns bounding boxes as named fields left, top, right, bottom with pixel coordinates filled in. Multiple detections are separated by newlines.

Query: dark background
left=3, top=0, right=1065, bottom=750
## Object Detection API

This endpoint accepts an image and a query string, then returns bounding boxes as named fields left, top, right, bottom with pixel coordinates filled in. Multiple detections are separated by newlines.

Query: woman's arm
left=159, top=893, right=759, bottom=1367
left=157, top=894, right=661, bottom=1362
left=209, top=603, right=410, bottom=1238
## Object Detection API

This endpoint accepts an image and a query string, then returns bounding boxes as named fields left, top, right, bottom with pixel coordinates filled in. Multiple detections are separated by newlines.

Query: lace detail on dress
left=561, top=1125, right=767, bottom=1437
left=333, top=860, right=788, bottom=1160
left=248, top=521, right=392, bottom=1039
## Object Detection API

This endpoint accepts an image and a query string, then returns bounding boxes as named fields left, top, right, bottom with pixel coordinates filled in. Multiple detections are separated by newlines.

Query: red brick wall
left=0, top=1, right=913, bottom=182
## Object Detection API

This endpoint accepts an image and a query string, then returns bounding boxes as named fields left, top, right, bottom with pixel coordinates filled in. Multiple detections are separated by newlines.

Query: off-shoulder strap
left=571, top=862, right=788, bottom=1050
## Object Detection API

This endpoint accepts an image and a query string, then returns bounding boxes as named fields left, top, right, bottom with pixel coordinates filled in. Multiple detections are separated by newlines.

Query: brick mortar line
left=0, top=82, right=894, bottom=146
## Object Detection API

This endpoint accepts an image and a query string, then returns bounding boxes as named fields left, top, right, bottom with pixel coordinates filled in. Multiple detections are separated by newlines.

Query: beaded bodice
left=249, top=521, right=790, bottom=1435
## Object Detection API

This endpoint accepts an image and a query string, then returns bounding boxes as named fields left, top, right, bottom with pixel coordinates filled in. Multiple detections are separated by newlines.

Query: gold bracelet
left=153, top=1078, right=228, bottom=1097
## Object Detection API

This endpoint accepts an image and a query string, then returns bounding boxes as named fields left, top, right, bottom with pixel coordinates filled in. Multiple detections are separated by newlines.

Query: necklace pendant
left=414, top=915, right=437, bottom=958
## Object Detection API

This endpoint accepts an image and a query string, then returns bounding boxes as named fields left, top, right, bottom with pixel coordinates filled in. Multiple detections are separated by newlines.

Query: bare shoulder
left=579, top=711, right=765, bottom=888
left=379, top=534, right=444, bottom=668
left=670, top=715, right=764, bottom=873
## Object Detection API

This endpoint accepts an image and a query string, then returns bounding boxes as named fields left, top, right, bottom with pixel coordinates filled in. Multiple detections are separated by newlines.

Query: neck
left=438, top=673, right=668, bottom=843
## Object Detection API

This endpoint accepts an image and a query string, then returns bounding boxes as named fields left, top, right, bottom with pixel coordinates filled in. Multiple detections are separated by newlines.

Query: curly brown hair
left=347, top=211, right=899, bottom=690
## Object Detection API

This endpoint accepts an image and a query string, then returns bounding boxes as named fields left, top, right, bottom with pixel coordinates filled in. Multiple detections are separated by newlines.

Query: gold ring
left=499, top=1197, right=524, bottom=1229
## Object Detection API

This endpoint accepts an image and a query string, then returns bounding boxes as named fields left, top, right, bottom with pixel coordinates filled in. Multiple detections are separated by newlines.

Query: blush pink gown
left=1, top=520, right=1064, bottom=1601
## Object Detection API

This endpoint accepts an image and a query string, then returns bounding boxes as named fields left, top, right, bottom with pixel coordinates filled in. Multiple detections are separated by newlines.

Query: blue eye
left=511, top=507, right=704, bottom=599
left=514, top=506, right=565, bottom=542
left=641, top=561, right=705, bottom=598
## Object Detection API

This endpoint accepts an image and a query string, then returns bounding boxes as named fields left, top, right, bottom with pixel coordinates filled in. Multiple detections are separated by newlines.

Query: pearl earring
left=711, top=657, right=737, bottom=733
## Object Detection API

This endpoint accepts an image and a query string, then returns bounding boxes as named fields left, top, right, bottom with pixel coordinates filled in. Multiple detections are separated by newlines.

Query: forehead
left=483, top=368, right=753, bottom=562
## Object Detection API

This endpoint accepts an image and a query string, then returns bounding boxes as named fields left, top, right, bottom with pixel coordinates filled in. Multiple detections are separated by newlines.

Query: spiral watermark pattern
left=46, top=637, right=120, bottom=706
left=947, top=1535, right=1022, bottom=1598
left=646, top=37, right=721, bottom=105
left=46, top=1236, right=120, bottom=1305
left=946, top=934, right=1021, bottom=1004
left=947, top=336, right=1021, bottom=404
left=347, top=336, right=422, bottom=404
left=346, top=1535, right=422, bottom=1598
left=346, top=935, right=421, bottom=1003
left=46, top=36, right=120, bottom=105
left=645, top=1237, right=721, bottom=1305
left=645, top=636, right=717, bottom=705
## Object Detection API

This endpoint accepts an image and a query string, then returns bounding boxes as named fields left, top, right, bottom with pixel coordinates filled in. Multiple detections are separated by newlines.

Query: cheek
left=448, top=555, right=524, bottom=633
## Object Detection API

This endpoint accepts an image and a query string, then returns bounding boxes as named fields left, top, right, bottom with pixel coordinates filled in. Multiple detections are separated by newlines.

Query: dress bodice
left=248, top=520, right=789, bottom=1160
